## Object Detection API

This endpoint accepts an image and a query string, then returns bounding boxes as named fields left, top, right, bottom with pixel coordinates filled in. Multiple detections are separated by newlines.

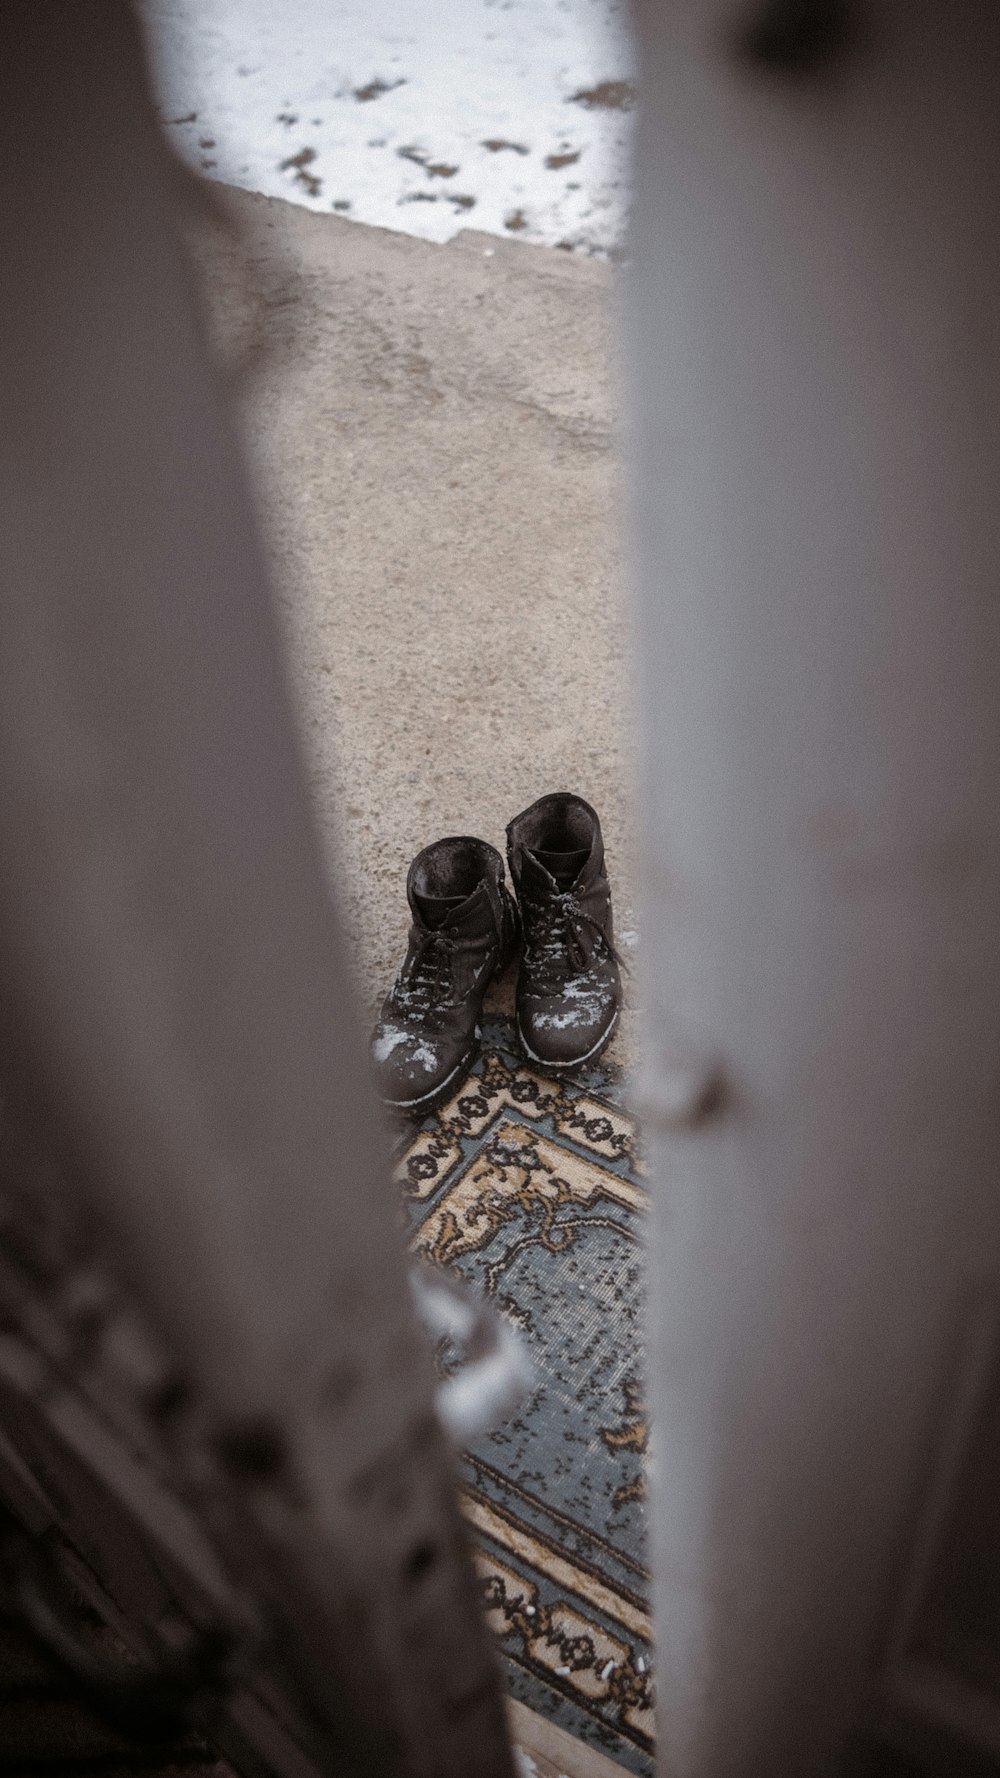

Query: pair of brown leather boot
left=370, top=792, right=621, bottom=1114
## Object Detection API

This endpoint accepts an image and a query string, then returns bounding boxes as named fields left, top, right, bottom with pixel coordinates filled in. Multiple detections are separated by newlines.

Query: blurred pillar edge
left=0, top=5, right=515, bottom=1775
left=627, top=1, right=1000, bottom=1772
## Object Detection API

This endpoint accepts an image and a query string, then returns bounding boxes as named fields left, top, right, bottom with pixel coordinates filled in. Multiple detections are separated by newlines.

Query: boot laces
left=528, top=892, right=618, bottom=991
left=395, top=927, right=460, bottom=1022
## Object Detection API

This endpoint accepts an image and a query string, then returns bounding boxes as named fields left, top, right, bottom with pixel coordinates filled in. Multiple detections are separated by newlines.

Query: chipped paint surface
left=140, top=0, right=635, bottom=253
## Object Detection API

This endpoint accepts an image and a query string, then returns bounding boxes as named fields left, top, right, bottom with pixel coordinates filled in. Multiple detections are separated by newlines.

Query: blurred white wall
left=627, top=1, right=1000, bottom=1771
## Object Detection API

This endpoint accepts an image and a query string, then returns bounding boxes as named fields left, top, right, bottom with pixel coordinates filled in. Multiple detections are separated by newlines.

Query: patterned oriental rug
left=397, top=1018, right=652, bottom=1778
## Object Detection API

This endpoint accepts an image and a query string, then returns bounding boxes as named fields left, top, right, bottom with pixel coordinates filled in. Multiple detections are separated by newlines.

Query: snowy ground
left=138, top=0, right=636, bottom=255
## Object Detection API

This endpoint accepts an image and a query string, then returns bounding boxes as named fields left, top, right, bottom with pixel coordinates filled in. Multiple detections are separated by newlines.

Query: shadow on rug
left=396, top=1017, right=652, bottom=1778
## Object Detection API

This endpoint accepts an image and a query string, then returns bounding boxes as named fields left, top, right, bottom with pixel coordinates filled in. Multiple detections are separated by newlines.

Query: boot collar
left=506, top=792, right=604, bottom=892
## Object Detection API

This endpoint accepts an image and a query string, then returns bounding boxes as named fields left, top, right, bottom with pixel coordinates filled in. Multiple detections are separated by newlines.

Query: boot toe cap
left=371, top=1019, right=470, bottom=1110
left=517, top=981, right=619, bottom=1070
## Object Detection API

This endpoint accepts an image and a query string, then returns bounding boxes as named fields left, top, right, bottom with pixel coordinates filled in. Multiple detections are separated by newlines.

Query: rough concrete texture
left=187, top=187, right=636, bottom=1063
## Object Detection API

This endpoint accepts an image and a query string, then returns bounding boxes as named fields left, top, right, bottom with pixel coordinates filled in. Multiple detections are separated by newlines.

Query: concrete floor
left=190, top=187, right=637, bottom=1070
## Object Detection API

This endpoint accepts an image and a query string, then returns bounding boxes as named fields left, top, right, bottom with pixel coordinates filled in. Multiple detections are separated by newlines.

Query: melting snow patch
left=139, top=0, right=636, bottom=253
left=532, top=973, right=606, bottom=1030
left=534, top=1007, right=592, bottom=1030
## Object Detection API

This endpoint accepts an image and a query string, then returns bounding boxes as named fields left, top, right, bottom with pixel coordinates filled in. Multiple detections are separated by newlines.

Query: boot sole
left=515, top=1006, right=620, bottom=1078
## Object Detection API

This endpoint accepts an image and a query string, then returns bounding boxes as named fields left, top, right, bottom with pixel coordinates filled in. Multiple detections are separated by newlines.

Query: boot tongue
left=413, top=890, right=467, bottom=930
left=413, top=878, right=492, bottom=933
left=529, top=846, right=590, bottom=890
